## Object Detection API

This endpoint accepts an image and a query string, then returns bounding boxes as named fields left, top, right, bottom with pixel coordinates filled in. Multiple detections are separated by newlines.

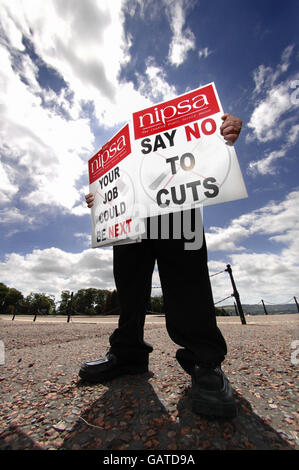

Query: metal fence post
left=261, top=299, right=268, bottom=315
left=225, top=264, right=246, bottom=325
left=67, top=292, right=73, bottom=323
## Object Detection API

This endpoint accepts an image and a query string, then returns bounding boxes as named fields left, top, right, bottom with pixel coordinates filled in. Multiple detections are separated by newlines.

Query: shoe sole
left=79, top=364, right=148, bottom=383
left=192, top=398, right=237, bottom=419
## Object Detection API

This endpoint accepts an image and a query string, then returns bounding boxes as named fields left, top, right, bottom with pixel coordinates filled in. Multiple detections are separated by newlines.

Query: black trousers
left=109, top=213, right=227, bottom=372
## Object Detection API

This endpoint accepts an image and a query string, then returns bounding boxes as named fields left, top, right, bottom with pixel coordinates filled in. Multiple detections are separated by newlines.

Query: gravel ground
left=0, top=314, right=298, bottom=451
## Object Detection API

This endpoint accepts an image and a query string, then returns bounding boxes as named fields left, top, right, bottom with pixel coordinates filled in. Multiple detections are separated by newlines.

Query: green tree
left=102, top=290, right=120, bottom=315
left=0, top=283, right=9, bottom=310
left=215, top=307, right=229, bottom=316
left=73, top=288, right=101, bottom=315
left=57, top=289, right=113, bottom=316
left=23, top=292, right=54, bottom=315
left=150, top=295, right=164, bottom=314
left=0, top=283, right=23, bottom=314
left=84, top=288, right=99, bottom=315
left=47, top=295, right=56, bottom=315
left=94, top=289, right=110, bottom=315
left=57, top=290, right=72, bottom=315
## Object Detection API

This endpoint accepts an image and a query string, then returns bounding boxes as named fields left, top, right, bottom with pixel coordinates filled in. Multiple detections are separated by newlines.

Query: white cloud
left=247, top=121, right=299, bottom=176
left=209, top=249, right=298, bottom=306
left=1, top=0, right=186, bottom=228
left=0, top=0, right=152, bottom=127
left=246, top=45, right=299, bottom=175
left=136, top=57, right=177, bottom=103
left=0, top=4, right=26, bottom=51
left=247, top=81, right=294, bottom=142
left=207, top=191, right=299, bottom=303
left=0, top=160, right=18, bottom=203
left=247, top=148, right=287, bottom=176
left=253, top=44, right=294, bottom=95
left=0, top=247, right=115, bottom=299
left=0, top=207, right=30, bottom=224
left=0, top=43, right=94, bottom=213
left=124, top=0, right=162, bottom=20
left=207, top=190, right=299, bottom=250
left=0, top=0, right=153, bottom=222
left=198, top=47, right=212, bottom=59
left=286, top=123, right=299, bottom=145
left=206, top=224, right=248, bottom=252
left=166, top=0, right=196, bottom=67
left=252, top=64, right=272, bottom=96
left=123, top=0, right=197, bottom=68
left=74, top=232, right=91, bottom=247
left=0, top=191, right=298, bottom=305
left=247, top=45, right=298, bottom=145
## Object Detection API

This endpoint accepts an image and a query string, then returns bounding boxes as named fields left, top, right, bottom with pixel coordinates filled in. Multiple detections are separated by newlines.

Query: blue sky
left=0, top=0, right=298, bottom=305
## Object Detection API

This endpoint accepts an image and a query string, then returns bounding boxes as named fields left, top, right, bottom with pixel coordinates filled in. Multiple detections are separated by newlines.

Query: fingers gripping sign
left=85, top=193, right=94, bottom=208
left=220, top=113, right=242, bottom=144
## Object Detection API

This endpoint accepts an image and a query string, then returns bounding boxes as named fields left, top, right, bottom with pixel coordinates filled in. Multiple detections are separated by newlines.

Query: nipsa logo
left=88, top=124, right=131, bottom=184
left=133, top=83, right=220, bottom=139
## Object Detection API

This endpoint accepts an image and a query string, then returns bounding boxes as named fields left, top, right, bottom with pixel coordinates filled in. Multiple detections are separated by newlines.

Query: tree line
left=0, top=282, right=229, bottom=316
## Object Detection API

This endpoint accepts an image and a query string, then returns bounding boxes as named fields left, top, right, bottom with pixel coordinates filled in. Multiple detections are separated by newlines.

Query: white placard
left=88, top=82, right=248, bottom=247
left=131, top=82, right=247, bottom=217
left=88, top=123, right=144, bottom=248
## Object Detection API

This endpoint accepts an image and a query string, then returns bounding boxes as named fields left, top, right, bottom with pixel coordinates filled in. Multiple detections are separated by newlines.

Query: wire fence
left=257, top=298, right=295, bottom=305
left=214, top=294, right=234, bottom=305
left=9, top=265, right=299, bottom=323
left=101, top=267, right=299, bottom=322
left=148, top=265, right=299, bottom=322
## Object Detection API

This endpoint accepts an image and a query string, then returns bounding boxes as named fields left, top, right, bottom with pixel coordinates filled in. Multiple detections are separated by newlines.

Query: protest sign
left=88, top=82, right=248, bottom=248
left=88, top=123, right=144, bottom=248
left=132, top=82, right=248, bottom=217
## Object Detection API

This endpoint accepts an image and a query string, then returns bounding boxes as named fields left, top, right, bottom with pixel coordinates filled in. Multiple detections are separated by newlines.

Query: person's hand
left=220, top=114, right=242, bottom=144
left=85, top=193, right=94, bottom=208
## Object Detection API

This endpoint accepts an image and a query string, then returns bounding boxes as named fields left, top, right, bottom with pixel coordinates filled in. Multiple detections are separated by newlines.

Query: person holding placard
left=79, top=113, right=242, bottom=419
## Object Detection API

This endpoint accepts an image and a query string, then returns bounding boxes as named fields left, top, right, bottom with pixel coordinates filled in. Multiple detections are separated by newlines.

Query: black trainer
left=78, top=351, right=149, bottom=383
left=191, top=364, right=237, bottom=418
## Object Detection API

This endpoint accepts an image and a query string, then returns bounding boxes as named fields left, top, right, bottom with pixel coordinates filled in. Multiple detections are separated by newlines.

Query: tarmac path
left=0, top=314, right=298, bottom=453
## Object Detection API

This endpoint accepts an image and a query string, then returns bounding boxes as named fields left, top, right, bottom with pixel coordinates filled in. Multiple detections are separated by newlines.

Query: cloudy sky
left=0, top=0, right=298, bottom=306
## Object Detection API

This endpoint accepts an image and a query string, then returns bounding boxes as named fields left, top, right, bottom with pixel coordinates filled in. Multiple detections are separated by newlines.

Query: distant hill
left=221, top=304, right=299, bottom=316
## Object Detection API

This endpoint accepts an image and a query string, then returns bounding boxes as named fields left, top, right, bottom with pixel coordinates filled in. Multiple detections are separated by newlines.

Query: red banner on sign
left=88, top=124, right=131, bottom=184
left=133, top=83, right=220, bottom=140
